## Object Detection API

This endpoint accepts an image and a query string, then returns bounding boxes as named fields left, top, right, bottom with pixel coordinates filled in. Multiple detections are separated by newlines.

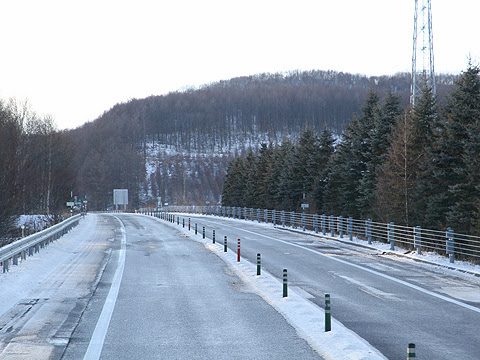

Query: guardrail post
left=325, top=294, right=331, bottom=332
left=446, top=227, right=455, bottom=263
left=407, top=343, right=415, bottom=359
left=329, top=215, right=334, bottom=236
left=224, top=236, right=228, bottom=252
left=388, top=222, right=395, bottom=250
left=232, top=207, right=236, bottom=219
left=13, top=254, right=18, bottom=266
left=414, top=226, right=421, bottom=254
left=272, top=210, right=276, bottom=226
left=244, top=207, right=247, bottom=220
left=291, top=211, right=295, bottom=229
left=314, top=214, right=318, bottom=233
left=321, top=214, right=326, bottom=235
left=366, top=219, right=372, bottom=244
left=283, top=269, right=288, bottom=297
left=348, top=217, right=353, bottom=241
left=281, top=210, right=285, bottom=227
left=257, top=253, right=261, bottom=275
left=3, top=259, right=9, bottom=273
left=257, top=208, right=261, bottom=223
left=301, top=212, right=306, bottom=231
left=338, top=216, right=344, bottom=238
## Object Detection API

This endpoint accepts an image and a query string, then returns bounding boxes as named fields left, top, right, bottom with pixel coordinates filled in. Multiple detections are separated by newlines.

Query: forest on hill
left=222, top=65, right=480, bottom=235
left=0, top=68, right=461, bottom=238
left=69, top=70, right=456, bottom=211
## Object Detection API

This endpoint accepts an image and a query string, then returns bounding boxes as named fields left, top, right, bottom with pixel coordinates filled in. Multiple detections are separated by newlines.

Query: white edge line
left=83, top=215, right=127, bottom=360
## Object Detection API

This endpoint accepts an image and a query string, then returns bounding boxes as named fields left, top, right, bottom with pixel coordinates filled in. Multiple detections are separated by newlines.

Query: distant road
left=179, top=213, right=480, bottom=360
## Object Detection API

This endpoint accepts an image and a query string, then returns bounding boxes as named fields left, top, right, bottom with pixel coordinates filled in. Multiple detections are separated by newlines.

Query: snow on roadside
left=0, top=215, right=97, bottom=319
left=155, top=215, right=388, bottom=360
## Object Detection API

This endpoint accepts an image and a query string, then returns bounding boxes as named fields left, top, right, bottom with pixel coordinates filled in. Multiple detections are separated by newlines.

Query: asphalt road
left=60, top=214, right=322, bottom=360
left=178, top=213, right=480, bottom=360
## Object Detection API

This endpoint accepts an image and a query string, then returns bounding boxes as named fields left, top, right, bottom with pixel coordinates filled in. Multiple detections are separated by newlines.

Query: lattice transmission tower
left=411, top=0, right=436, bottom=107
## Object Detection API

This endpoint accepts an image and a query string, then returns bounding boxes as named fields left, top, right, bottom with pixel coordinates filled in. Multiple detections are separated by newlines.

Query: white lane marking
left=336, top=274, right=398, bottom=300
left=197, top=217, right=480, bottom=314
left=83, top=215, right=127, bottom=360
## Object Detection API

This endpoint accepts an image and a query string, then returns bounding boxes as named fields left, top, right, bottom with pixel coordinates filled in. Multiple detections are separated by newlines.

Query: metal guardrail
left=0, top=214, right=81, bottom=273
left=146, top=206, right=480, bottom=265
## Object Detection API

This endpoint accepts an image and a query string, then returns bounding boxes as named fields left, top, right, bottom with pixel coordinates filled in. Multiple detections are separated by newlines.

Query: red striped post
left=237, top=239, right=241, bottom=262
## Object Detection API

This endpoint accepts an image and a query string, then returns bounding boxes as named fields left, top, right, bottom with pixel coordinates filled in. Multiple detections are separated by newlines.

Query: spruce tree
left=444, top=64, right=480, bottom=233
left=312, top=128, right=335, bottom=212
left=325, top=89, right=380, bottom=218
left=357, top=91, right=401, bottom=217
left=221, top=156, right=247, bottom=207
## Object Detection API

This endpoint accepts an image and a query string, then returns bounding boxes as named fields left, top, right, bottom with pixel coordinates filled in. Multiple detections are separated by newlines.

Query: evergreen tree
left=277, top=141, right=300, bottom=211
left=444, top=64, right=480, bottom=233
left=325, top=89, right=380, bottom=218
left=410, top=81, right=441, bottom=225
left=312, top=128, right=335, bottom=212
left=221, top=156, right=247, bottom=207
left=357, top=91, right=401, bottom=217
left=272, top=140, right=295, bottom=210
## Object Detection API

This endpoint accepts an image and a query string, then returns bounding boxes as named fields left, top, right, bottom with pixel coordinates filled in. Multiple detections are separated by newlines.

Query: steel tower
left=411, top=0, right=436, bottom=107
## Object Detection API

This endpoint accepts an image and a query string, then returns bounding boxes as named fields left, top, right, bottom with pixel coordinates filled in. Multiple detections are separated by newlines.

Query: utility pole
left=411, top=0, right=436, bottom=107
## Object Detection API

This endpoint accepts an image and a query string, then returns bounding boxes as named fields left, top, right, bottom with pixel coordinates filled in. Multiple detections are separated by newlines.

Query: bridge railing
left=148, top=205, right=480, bottom=265
left=0, top=214, right=81, bottom=273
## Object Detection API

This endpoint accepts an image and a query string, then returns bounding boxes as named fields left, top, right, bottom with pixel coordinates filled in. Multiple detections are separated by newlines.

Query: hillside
left=68, top=69, right=456, bottom=210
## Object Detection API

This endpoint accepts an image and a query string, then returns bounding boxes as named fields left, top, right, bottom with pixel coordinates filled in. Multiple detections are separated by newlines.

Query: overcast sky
left=1, top=0, right=478, bottom=130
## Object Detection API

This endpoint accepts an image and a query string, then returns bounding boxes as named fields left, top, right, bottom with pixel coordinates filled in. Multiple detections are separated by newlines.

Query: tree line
left=0, top=100, right=75, bottom=238
left=221, top=64, right=480, bottom=235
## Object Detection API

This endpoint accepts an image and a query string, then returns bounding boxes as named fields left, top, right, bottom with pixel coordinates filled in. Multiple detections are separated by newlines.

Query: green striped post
left=195, top=223, right=197, bottom=235
left=203, top=226, right=205, bottom=239
left=183, top=218, right=185, bottom=228
left=213, top=230, right=216, bottom=243
left=224, top=236, right=228, bottom=252
left=257, top=253, right=261, bottom=276
left=407, top=343, right=415, bottom=359
left=325, top=294, right=331, bottom=332
left=283, top=269, right=288, bottom=297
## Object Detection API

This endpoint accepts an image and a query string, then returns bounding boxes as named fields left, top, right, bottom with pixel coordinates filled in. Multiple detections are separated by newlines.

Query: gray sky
left=1, top=0, right=478, bottom=130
